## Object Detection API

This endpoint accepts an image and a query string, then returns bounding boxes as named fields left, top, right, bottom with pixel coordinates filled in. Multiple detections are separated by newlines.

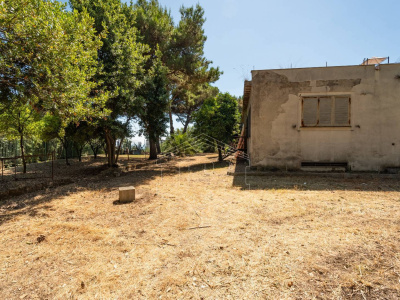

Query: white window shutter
left=319, top=97, right=332, bottom=126
left=335, top=97, right=349, bottom=126
left=302, top=98, right=318, bottom=126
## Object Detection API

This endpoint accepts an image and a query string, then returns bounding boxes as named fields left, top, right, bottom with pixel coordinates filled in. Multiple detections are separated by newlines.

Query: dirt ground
left=1, top=154, right=400, bottom=299
left=0, top=155, right=147, bottom=200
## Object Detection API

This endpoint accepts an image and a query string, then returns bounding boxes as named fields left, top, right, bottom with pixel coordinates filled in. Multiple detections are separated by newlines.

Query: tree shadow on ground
left=231, top=161, right=400, bottom=192
left=0, top=164, right=165, bottom=226
left=4, top=154, right=399, bottom=226
left=0, top=154, right=227, bottom=226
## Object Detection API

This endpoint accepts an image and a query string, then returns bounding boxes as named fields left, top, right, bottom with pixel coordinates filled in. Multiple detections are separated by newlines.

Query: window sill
left=298, top=126, right=353, bottom=131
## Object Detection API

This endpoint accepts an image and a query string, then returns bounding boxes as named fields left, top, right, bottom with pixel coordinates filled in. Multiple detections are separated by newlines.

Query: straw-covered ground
left=0, top=155, right=148, bottom=200
left=1, top=154, right=400, bottom=299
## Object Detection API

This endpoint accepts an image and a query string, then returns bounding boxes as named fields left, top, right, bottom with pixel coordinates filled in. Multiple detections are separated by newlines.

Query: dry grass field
left=1, top=154, right=400, bottom=299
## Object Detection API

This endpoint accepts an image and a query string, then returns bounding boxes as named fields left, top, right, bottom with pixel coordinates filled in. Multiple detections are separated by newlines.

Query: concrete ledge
left=300, top=166, right=347, bottom=172
left=227, top=171, right=400, bottom=179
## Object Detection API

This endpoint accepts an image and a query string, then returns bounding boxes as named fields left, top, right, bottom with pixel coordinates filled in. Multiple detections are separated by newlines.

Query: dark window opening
left=301, top=161, right=348, bottom=167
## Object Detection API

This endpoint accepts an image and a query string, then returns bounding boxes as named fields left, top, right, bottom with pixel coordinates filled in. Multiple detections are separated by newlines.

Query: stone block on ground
left=119, top=186, right=135, bottom=203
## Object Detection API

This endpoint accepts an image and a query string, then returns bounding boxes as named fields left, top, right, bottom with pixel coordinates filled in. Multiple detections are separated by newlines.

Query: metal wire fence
left=0, top=152, right=55, bottom=182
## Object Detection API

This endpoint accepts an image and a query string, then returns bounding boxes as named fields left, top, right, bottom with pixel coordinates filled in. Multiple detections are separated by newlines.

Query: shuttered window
left=302, top=98, right=318, bottom=126
left=302, top=96, right=350, bottom=127
left=319, top=97, right=332, bottom=126
left=334, top=97, right=350, bottom=126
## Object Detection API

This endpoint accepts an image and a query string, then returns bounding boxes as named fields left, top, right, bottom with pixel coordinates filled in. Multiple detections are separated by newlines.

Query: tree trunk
left=76, top=145, right=83, bottom=162
left=182, top=115, right=191, bottom=134
left=90, top=144, right=98, bottom=159
left=61, top=137, right=70, bottom=166
left=65, top=145, right=70, bottom=165
left=169, top=106, right=175, bottom=135
left=19, top=131, right=26, bottom=173
left=217, top=146, right=223, bottom=162
left=103, top=144, right=108, bottom=157
left=106, top=138, right=112, bottom=165
left=90, top=144, right=95, bottom=158
left=115, top=137, right=124, bottom=164
left=105, top=130, right=116, bottom=167
left=149, top=138, right=158, bottom=160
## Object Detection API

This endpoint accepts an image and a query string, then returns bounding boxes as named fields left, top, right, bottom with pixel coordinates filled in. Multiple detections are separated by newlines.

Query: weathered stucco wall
left=247, top=64, right=400, bottom=171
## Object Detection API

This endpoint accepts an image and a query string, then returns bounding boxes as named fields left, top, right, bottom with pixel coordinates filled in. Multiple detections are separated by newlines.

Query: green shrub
left=162, top=129, right=203, bottom=156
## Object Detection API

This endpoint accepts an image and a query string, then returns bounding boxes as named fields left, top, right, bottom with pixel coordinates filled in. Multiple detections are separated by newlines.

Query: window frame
left=300, top=95, right=351, bottom=128
left=246, top=109, right=251, bottom=138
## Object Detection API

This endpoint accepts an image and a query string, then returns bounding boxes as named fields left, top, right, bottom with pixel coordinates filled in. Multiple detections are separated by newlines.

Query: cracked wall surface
left=247, top=64, right=400, bottom=171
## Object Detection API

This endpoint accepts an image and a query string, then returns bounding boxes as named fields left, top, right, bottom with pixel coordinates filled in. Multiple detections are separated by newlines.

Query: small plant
left=162, top=129, right=202, bottom=156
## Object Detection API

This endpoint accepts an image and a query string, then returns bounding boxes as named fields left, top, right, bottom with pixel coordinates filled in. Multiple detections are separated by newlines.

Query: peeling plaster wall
left=248, top=64, right=400, bottom=171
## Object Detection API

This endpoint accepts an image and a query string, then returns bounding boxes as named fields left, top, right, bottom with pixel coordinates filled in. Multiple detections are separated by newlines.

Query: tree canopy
left=70, top=0, right=147, bottom=166
left=0, top=0, right=108, bottom=170
left=133, top=0, right=221, bottom=137
left=193, top=93, right=241, bottom=161
left=0, top=0, right=239, bottom=167
left=0, top=0, right=108, bottom=124
left=135, top=56, right=169, bottom=159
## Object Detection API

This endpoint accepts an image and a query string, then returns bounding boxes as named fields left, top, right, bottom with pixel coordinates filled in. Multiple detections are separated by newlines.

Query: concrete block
left=119, top=186, right=135, bottom=203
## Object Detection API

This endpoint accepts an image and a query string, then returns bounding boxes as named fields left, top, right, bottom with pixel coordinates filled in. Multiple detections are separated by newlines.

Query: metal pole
left=52, top=151, right=54, bottom=181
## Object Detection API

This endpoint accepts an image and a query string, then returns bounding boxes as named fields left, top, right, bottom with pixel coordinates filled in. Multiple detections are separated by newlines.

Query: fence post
left=52, top=151, right=54, bottom=181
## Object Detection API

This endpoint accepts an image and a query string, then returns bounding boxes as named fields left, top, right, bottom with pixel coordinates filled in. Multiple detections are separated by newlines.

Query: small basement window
left=302, top=96, right=350, bottom=127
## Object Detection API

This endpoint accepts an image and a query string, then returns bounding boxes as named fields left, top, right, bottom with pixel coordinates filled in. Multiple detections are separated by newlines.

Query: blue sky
left=64, top=0, right=400, bottom=140
left=65, top=0, right=400, bottom=97
left=151, top=0, right=400, bottom=97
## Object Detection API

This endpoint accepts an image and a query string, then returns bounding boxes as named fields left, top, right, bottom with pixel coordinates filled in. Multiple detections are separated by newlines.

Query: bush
left=162, top=129, right=203, bottom=156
